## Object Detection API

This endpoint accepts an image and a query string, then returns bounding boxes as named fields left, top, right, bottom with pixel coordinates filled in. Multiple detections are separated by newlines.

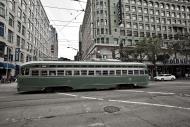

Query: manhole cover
left=104, top=106, right=120, bottom=113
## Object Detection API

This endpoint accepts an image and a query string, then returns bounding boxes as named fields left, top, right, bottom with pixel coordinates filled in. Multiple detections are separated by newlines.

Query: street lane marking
left=81, top=96, right=99, bottom=100
left=147, top=92, right=175, bottom=95
left=81, top=96, right=104, bottom=100
left=115, top=90, right=176, bottom=95
left=109, top=99, right=190, bottom=110
left=57, top=93, right=78, bottom=97
left=117, top=90, right=145, bottom=93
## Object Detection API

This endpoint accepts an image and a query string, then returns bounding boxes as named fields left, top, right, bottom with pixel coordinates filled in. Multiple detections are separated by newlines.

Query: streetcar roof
left=21, top=61, right=146, bottom=67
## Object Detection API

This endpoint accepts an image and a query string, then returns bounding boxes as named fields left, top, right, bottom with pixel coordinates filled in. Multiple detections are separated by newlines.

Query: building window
left=166, top=12, right=170, bottom=17
left=140, top=32, right=144, bottom=37
left=160, top=3, right=164, bottom=9
left=138, top=7, right=142, bottom=13
left=132, top=15, right=137, bottom=20
left=0, top=22, right=5, bottom=37
left=22, top=26, right=26, bottom=36
left=106, top=38, right=109, bottom=44
left=144, top=16, right=149, bottom=22
left=143, top=0, right=148, bottom=6
left=0, top=2, right=5, bottom=18
left=8, top=30, right=13, bottom=43
left=21, top=38, right=25, bottom=49
left=133, top=23, right=138, bottom=29
left=101, top=28, right=104, bottom=34
left=150, top=9, right=154, bottom=15
left=139, top=24, right=144, bottom=29
left=149, top=1, right=153, bottom=7
left=138, top=15, right=143, bottom=21
left=8, top=0, right=15, bottom=11
left=133, top=31, right=138, bottom=37
left=132, top=6, right=136, bottom=12
left=156, top=18, right=160, bottom=23
left=161, top=18, right=166, bottom=24
left=126, top=22, right=131, bottom=28
left=22, top=13, right=26, bottom=23
left=126, top=14, right=131, bottom=19
left=166, top=4, right=170, bottom=9
left=144, top=8, right=148, bottom=14
left=155, top=10, right=159, bottom=15
left=145, top=24, right=149, bottom=30
left=17, top=35, right=21, bottom=47
left=150, top=17, right=154, bottom=22
left=137, top=0, right=142, bottom=5
left=101, top=37, right=104, bottom=43
left=155, top=2, right=159, bottom=8
left=171, top=5, right=175, bottom=10
left=151, top=25, right=155, bottom=30
left=22, top=0, right=27, bottom=11
left=9, top=13, right=14, bottom=27
left=17, top=8, right=22, bottom=19
left=17, top=21, right=21, bottom=33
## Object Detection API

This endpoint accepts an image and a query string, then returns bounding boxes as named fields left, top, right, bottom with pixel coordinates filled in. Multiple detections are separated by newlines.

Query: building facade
left=0, top=0, right=58, bottom=79
left=80, top=0, right=190, bottom=77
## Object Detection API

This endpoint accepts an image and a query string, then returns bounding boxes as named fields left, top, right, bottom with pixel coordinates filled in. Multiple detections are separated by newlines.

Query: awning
left=0, top=62, right=15, bottom=69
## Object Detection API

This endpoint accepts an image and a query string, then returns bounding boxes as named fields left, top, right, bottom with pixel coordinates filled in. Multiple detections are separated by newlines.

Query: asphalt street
left=0, top=80, right=190, bottom=127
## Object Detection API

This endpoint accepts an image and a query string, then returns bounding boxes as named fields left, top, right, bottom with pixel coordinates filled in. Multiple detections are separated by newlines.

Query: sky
left=40, top=0, right=87, bottom=60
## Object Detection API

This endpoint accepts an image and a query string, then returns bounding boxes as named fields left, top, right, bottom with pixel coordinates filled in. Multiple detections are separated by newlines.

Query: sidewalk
left=0, top=82, right=17, bottom=87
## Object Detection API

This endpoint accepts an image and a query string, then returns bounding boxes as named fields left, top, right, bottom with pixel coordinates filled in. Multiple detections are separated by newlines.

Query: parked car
left=154, top=74, right=176, bottom=81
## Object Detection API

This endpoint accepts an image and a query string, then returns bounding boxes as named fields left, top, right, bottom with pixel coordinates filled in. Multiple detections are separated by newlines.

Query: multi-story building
left=0, top=0, right=58, bottom=78
left=50, top=25, right=58, bottom=60
left=80, top=0, right=190, bottom=77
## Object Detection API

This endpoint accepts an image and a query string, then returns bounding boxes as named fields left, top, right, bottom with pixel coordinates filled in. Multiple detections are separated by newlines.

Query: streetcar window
left=128, top=70, right=133, bottom=75
left=116, top=70, right=121, bottom=75
left=41, top=71, right=48, bottom=76
left=95, top=65, right=101, bottom=68
left=81, top=70, right=87, bottom=75
left=66, top=70, right=72, bottom=76
left=122, top=70, right=128, bottom=75
left=49, top=65, right=56, bottom=68
left=103, top=70, right=108, bottom=75
left=49, top=71, right=56, bottom=76
left=57, top=65, right=65, bottom=68
left=81, top=65, right=87, bottom=68
left=96, top=70, right=101, bottom=75
left=25, top=68, right=29, bottom=75
left=145, top=70, right=148, bottom=74
left=134, top=70, right=139, bottom=75
left=57, top=70, right=64, bottom=76
left=74, top=70, right=80, bottom=75
left=89, top=65, right=95, bottom=68
left=140, top=70, right=144, bottom=74
left=65, top=65, right=72, bottom=68
left=109, top=70, right=115, bottom=75
left=74, top=65, right=79, bottom=68
left=88, top=70, right=95, bottom=75
left=32, top=70, right=39, bottom=76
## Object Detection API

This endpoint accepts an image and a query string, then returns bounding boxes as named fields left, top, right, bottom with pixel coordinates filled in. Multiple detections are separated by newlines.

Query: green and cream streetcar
left=17, top=61, right=149, bottom=92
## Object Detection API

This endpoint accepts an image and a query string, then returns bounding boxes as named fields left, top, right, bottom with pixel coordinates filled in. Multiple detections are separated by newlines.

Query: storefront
left=0, top=62, right=15, bottom=82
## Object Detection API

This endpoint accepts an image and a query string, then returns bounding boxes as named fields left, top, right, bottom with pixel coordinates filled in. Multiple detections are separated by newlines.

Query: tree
left=180, top=33, right=190, bottom=59
left=132, top=37, right=163, bottom=76
left=135, top=38, right=149, bottom=62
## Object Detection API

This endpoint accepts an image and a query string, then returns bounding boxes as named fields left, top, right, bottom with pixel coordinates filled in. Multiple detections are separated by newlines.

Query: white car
left=154, top=74, right=176, bottom=81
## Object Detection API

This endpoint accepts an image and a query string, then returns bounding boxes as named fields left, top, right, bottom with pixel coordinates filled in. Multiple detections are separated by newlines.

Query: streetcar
left=17, top=61, right=149, bottom=92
